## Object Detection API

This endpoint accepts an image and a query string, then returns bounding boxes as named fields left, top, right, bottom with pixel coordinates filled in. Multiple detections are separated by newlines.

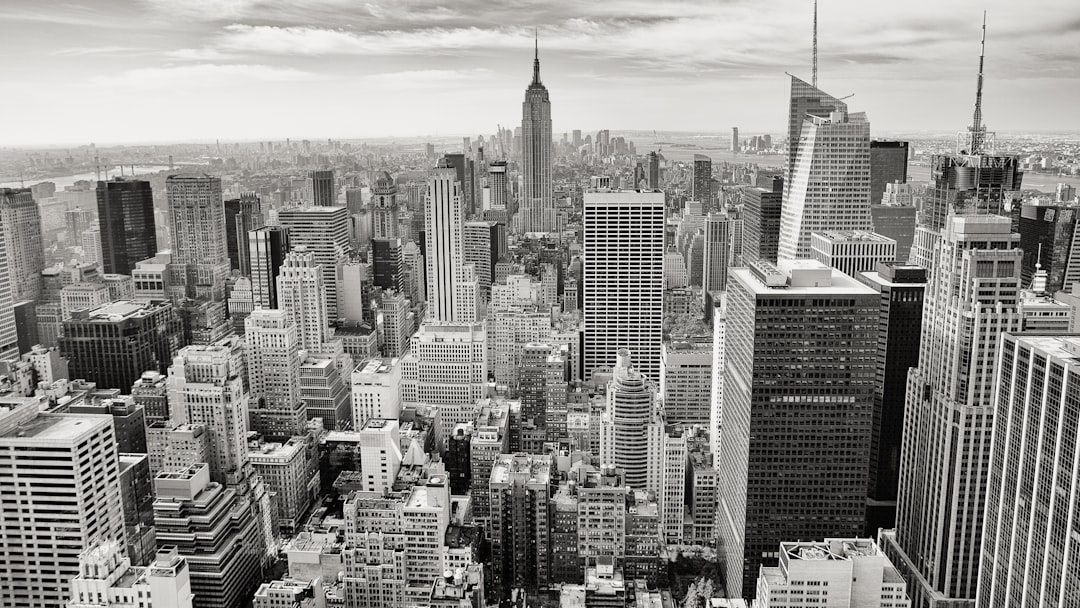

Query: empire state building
left=521, top=37, right=552, bottom=233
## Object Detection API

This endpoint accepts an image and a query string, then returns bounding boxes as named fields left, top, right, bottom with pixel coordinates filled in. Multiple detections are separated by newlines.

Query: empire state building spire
left=532, top=29, right=541, bottom=85
left=520, top=28, right=552, bottom=233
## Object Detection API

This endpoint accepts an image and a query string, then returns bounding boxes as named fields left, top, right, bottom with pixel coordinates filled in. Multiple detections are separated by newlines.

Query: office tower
left=786, top=75, right=847, bottom=179
left=66, top=206, right=95, bottom=243
left=754, top=539, right=912, bottom=608
left=647, top=415, right=687, bottom=543
left=646, top=151, right=660, bottom=189
left=68, top=542, right=195, bottom=608
left=684, top=430, right=718, bottom=543
left=979, top=334, right=1080, bottom=607
left=278, top=206, right=350, bottom=322
left=244, top=309, right=305, bottom=438
left=60, top=281, right=111, bottom=318
left=870, top=140, right=910, bottom=206
left=720, top=260, right=877, bottom=597
left=298, top=355, right=351, bottom=430
left=132, top=370, right=168, bottom=423
left=573, top=465, right=629, bottom=571
left=167, top=345, right=250, bottom=485
left=702, top=211, right=731, bottom=295
left=664, top=247, right=688, bottom=289
left=68, top=396, right=148, bottom=454
left=248, top=226, right=289, bottom=309
left=402, top=240, right=425, bottom=304
left=778, top=103, right=874, bottom=262
left=446, top=423, right=473, bottom=494
left=520, top=343, right=567, bottom=441
left=469, top=401, right=510, bottom=525
left=1018, top=202, right=1076, bottom=293
left=0, top=205, right=20, bottom=359
left=742, top=179, right=784, bottom=265
left=488, top=161, right=508, bottom=211
left=489, top=453, right=553, bottom=597
left=883, top=216, right=1023, bottom=606
left=166, top=174, right=230, bottom=302
left=0, top=188, right=44, bottom=303
left=378, top=289, right=411, bottom=358
left=400, top=322, right=487, bottom=447
left=521, top=39, right=553, bottom=233
left=372, top=236, right=404, bottom=293
left=276, top=249, right=329, bottom=351
left=492, top=304, right=551, bottom=389
left=856, top=264, right=925, bottom=534
left=810, top=230, right=897, bottom=278
left=426, top=167, right=479, bottom=323
left=357, top=418, right=403, bottom=493
left=60, top=301, right=184, bottom=390
left=115, top=453, right=156, bottom=566
left=152, top=465, right=262, bottom=608
left=309, top=169, right=336, bottom=206
left=870, top=205, right=917, bottom=264
left=692, top=154, right=713, bottom=207
left=351, top=358, right=402, bottom=427
left=464, top=220, right=505, bottom=300
left=249, top=437, right=310, bottom=534
left=223, top=193, right=263, bottom=273
left=372, top=171, right=399, bottom=238
left=95, top=179, right=157, bottom=276
left=731, top=127, right=739, bottom=151
left=660, top=339, right=712, bottom=426
left=598, top=350, right=655, bottom=489
left=583, top=190, right=664, bottom=381
left=0, top=401, right=125, bottom=608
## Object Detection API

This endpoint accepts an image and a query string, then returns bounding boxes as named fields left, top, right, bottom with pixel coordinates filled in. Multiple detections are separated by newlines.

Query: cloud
left=91, top=63, right=323, bottom=89
left=52, top=46, right=153, bottom=57
left=359, top=68, right=497, bottom=89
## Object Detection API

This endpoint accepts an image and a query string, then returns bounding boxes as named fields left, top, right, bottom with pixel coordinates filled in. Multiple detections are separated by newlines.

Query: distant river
left=907, top=164, right=1080, bottom=194
left=0, top=165, right=175, bottom=190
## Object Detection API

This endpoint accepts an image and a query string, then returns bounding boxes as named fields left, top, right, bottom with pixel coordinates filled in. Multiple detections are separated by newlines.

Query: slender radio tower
left=969, top=11, right=988, bottom=154
left=812, top=0, right=818, bottom=87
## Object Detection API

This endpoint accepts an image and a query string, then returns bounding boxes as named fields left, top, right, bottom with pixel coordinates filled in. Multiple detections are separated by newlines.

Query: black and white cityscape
left=1, top=1, right=1079, bottom=607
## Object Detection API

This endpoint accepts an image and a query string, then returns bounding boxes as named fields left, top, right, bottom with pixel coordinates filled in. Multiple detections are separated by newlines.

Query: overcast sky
left=2, top=0, right=1077, bottom=146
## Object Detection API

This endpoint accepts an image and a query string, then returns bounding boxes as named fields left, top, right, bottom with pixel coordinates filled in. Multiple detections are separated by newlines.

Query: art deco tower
left=520, top=35, right=552, bottom=233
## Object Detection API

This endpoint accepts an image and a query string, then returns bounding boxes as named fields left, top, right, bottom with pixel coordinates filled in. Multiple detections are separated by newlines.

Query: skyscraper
left=521, top=38, right=553, bottom=233
left=741, top=180, right=783, bottom=264
left=95, top=179, right=158, bottom=276
left=883, top=215, right=1023, bottom=606
left=702, top=211, right=731, bottom=295
left=223, top=193, right=263, bottom=273
left=489, top=453, right=553, bottom=597
left=248, top=225, right=290, bottom=309
left=425, top=167, right=478, bottom=323
left=778, top=100, right=874, bottom=262
left=371, top=171, right=399, bottom=239
left=0, top=400, right=125, bottom=608
left=785, top=75, right=847, bottom=180
left=692, top=154, right=712, bottom=208
left=487, top=161, right=508, bottom=211
left=978, top=333, right=1080, bottom=607
left=309, top=169, right=336, bottom=206
left=869, top=140, right=909, bottom=205
left=245, top=308, right=306, bottom=438
left=719, top=260, right=877, bottom=597
left=166, top=174, right=230, bottom=303
left=463, top=220, right=505, bottom=301
left=583, top=190, right=664, bottom=381
left=0, top=188, right=44, bottom=304
left=275, top=248, right=329, bottom=352
left=277, top=206, right=350, bottom=322
left=646, top=151, right=660, bottom=190
left=600, top=350, right=656, bottom=489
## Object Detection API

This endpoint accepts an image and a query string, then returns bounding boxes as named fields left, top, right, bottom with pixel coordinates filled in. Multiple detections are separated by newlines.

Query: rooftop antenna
left=970, top=11, right=987, bottom=154
left=812, top=0, right=818, bottom=88
left=532, top=28, right=541, bottom=85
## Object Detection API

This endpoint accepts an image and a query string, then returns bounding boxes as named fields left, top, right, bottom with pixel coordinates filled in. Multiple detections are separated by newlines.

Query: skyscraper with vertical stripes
left=520, top=38, right=552, bottom=233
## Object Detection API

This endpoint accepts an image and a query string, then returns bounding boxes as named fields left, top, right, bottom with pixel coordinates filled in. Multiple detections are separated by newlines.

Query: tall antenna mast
left=970, top=11, right=987, bottom=154
left=812, top=0, right=816, bottom=88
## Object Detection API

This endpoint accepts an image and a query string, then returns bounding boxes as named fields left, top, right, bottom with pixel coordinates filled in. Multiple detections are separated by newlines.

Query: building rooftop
left=0, top=411, right=108, bottom=443
left=812, top=230, right=896, bottom=244
left=734, top=261, right=877, bottom=296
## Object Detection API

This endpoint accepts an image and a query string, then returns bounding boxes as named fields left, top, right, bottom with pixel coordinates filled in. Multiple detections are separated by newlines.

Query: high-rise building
left=357, top=418, right=402, bottom=494
left=785, top=75, right=847, bottom=179
left=883, top=215, right=1023, bottom=607
left=248, top=226, right=290, bottom=309
left=778, top=102, right=874, bottom=262
left=487, top=162, right=508, bottom=211
left=309, top=169, right=336, bottom=206
left=660, top=339, right=712, bottom=426
left=60, top=300, right=184, bottom=390
left=223, top=193, right=263, bottom=273
left=166, top=174, right=230, bottom=303
left=249, top=437, right=311, bottom=534
left=692, top=154, right=713, bottom=207
left=426, top=167, right=479, bottom=323
left=276, top=249, right=329, bottom=351
left=646, top=151, right=660, bottom=189
left=702, top=211, right=731, bottom=295
left=0, top=188, right=44, bottom=304
left=351, top=358, right=402, bottom=427
left=298, top=355, right=351, bottom=430
left=489, top=453, right=553, bottom=597
left=870, top=205, right=917, bottom=264
left=463, top=220, right=505, bottom=300
left=0, top=400, right=125, bottom=608
left=68, top=542, right=195, bottom=608
left=740, top=181, right=783, bottom=265
left=583, top=190, right=665, bottom=381
left=371, top=171, right=399, bottom=239
left=245, top=309, right=306, bottom=438
left=720, top=260, right=877, bottom=597
left=731, top=127, right=739, bottom=152
left=469, top=401, right=510, bottom=526
left=978, top=333, right=1080, bottom=607
left=869, top=140, right=909, bottom=206
left=856, top=264, right=925, bottom=534
left=810, top=230, right=897, bottom=278
left=95, top=179, right=158, bottom=276
left=599, top=350, right=655, bottom=489
left=277, top=206, right=350, bottom=322
left=519, top=343, right=567, bottom=442
left=372, top=237, right=405, bottom=293
left=152, top=464, right=262, bottom=608
left=1018, top=202, right=1076, bottom=293
left=521, top=40, right=553, bottom=233
left=754, top=539, right=911, bottom=608
left=167, top=344, right=251, bottom=486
